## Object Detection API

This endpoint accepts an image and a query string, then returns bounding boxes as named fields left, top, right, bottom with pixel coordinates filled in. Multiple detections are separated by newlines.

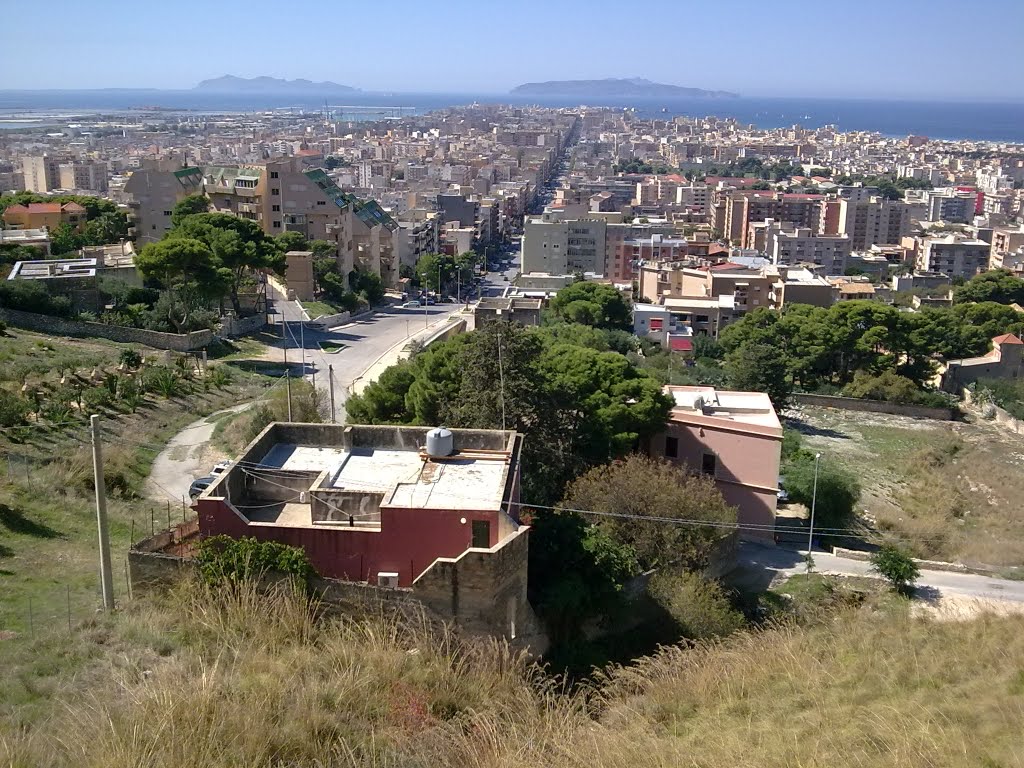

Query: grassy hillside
left=2, top=580, right=1022, bottom=767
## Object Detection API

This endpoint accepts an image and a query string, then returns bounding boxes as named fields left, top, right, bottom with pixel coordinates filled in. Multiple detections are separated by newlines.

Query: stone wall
left=0, top=308, right=213, bottom=351
left=308, top=312, right=351, bottom=331
left=792, top=393, right=955, bottom=421
left=413, top=527, right=547, bottom=654
left=220, top=313, right=267, bottom=338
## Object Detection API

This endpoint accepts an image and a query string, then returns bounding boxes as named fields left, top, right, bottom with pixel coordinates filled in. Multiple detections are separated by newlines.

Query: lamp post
left=806, top=452, right=822, bottom=571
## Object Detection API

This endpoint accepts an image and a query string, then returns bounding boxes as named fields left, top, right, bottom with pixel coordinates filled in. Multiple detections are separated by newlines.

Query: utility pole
left=90, top=415, right=114, bottom=610
left=806, top=452, right=822, bottom=571
left=285, top=371, right=293, bottom=422
left=328, top=364, right=336, bottom=422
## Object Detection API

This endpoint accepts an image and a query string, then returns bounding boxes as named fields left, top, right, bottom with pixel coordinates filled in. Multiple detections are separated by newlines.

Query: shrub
left=144, top=366, right=184, bottom=398
left=208, top=365, right=233, bottom=389
left=119, top=349, right=143, bottom=369
left=783, top=454, right=860, bottom=531
left=648, top=569, right=745, bottom=640
left=118, top=376, right=142, bottom=412
left=82, top=385, right=114, bottom=412
left=870, top=544, right=920, bottom=595
left=195, top=535, right=315, bottom=587
left=0, top=388, right=31, bottom=428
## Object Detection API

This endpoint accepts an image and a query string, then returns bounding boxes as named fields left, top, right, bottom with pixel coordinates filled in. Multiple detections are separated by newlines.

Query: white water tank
left=425, top=426, right=454, bottom=458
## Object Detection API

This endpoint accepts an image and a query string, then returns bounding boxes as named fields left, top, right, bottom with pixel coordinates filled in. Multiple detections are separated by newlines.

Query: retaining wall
left=792, top=393, right=955, bottom=421
left=220, top=313, right=267, bottom=338
left=0, top=308, right=212, bottom=351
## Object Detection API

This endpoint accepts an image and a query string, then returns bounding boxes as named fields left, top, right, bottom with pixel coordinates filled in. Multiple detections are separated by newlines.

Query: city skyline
left=2, top=0, right=1023, bottom=101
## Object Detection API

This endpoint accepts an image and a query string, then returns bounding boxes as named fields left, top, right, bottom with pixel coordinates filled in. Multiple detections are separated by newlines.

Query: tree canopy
left=718, top=300, right=1024, bottom=395
left=135, top=237, right=225, bottom=332
left=548, top=281, right=632, bottom=331
left=953, top=270, right=1024, bottom=306
left=346, top=321, right=672, bottom=504
left=170, top=194, right=210, bottom=227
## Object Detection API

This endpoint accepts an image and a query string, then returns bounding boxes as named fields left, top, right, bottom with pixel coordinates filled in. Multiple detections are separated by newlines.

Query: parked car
left=401, top=301, right=421, bottom=309
left=210, top=460, right=231, bottom=477
left=189, top=475, right=216, bottom=499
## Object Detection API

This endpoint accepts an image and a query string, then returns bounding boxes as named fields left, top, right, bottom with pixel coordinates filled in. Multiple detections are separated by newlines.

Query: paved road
left=146, top=402, right=252, bottom=503
left=266, top=281, right=459, bottom=421
left=738, top=541, right=1024, bottom=604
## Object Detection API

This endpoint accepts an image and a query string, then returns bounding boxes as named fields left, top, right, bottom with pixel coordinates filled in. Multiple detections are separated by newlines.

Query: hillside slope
left=2, top=581, right=1022, bottom=767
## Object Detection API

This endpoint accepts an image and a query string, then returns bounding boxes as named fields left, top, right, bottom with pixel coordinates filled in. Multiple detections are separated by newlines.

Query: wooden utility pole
left=285, top=372, right=293, bottom=422
left=90, top=415, right=114, bottom=610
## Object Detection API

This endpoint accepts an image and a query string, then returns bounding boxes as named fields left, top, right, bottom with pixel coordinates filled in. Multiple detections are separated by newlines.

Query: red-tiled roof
left=709, top=262, right=746, bottom=271
left=2, top=202, right=84, bottom=215
left=993, top=333, right=1023, bottom=345
left=670, top=337, right=693, bottom=352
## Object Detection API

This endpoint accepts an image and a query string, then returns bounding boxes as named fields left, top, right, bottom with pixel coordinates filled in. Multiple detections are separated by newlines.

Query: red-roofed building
left=943, top=334, right=1024, bottom=392
left=2, top=201, right=86, bottom=232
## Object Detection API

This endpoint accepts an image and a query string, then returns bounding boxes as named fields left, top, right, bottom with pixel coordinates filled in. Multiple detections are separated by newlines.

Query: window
left=471, top=520, right=490, bottom=549
left=270, top=171, right=279, bottom=179
left=272, top=220, right=281, bottom=229
left=272, top=204, right=280, bottom=212
left=271, top=188, right=280, bottom=196
left=702, top=452, right=717, bottom=476
left=163, top=210, right=173, bottom=216
left=665, top=436, right=678, bottom=458
left=317, top=200, right=326, bottom=205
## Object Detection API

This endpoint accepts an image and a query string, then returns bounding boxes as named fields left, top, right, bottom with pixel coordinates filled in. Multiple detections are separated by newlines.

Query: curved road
left=147, top=293, right=462, bottom=502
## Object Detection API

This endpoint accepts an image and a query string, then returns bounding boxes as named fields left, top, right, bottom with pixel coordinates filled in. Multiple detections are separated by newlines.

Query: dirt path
left=146, top=402, right=253, bottom=503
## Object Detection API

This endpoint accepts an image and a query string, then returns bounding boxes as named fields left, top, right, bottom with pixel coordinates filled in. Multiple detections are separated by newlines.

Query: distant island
left=510, top=78, right=738, bottom=99
left=194, top=75, right=360, bottom=94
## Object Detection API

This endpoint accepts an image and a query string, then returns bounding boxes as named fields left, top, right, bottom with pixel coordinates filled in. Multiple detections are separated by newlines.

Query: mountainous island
left=194, top=75, right=360, bottom=94
left=510, top=77, right=738, bottom=99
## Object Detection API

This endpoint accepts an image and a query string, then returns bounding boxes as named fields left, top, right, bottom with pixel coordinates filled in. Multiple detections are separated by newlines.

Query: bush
left=195, top=535, right=315, bottom=587
left=0, top=388, right=31, bottom=427
left=82, top=385, right=114, bottom=412
left=208, top=365, right=233, bottom=389
left=870, top=544, right=920, bottom=594
left=783, top=454, right=860, bottom=531
left=119, top=349, right=143, bottom=369
left=144, top=366, right=184, bottom=398
left=648, top=569, right=745, bottom=640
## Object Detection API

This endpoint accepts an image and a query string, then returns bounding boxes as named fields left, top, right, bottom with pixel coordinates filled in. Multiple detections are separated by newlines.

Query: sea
left=1, top=90, right=1024, bottom=144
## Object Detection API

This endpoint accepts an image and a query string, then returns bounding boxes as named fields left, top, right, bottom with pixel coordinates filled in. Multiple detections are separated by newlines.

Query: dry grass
left=2, top=580, right=1023, bottom=767
left=790, top=405, right=1024, bottom=567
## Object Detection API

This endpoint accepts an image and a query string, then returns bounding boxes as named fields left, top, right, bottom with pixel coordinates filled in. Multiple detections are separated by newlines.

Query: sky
left=2, top=0, right=1023, bottom=101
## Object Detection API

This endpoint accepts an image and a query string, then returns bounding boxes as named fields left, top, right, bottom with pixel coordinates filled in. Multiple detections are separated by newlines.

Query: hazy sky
left=3, top=0, right=1023, bottom=100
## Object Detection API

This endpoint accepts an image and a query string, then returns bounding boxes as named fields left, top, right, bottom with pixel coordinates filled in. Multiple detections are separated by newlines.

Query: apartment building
left=609, top=233, right=689, bottom=282
left=837, top=196, right=912, bottom=249
left=123, top=160, right=204, bottom=244
left=990, top=226, right=1024, bottom=270
left=767, top=226, right=853, bottom=275
left=916, top=234, right=990, bottom=279
left=522, top=213, right=606, bottom=274
left=718, top=191, right=823, bottom=247
left=926, top=189, right=978, bottom=223
left=21, top=154, right=67, bottom=192
left=2, top=201, right=86, bottom=232
left=394, top=209, right=441, bottom=271
left=57, top=161, right=108, bottom=193
left=651, top=386, right=783, bottom=542
left=205, top=159, right=398, bottom=285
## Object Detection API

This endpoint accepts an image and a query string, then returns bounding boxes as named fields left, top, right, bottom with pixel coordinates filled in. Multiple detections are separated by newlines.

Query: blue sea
left=1, top=90, right=1023, bottom=143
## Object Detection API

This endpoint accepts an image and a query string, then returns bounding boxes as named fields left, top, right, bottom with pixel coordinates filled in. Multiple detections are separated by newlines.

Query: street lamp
left=806, top=452, right=822, bottom=571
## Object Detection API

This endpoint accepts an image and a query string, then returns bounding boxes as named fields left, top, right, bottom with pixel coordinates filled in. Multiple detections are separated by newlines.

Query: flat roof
left=260, top=443, right=507, bottom=512
left=666, top=385, right=781, bottom=433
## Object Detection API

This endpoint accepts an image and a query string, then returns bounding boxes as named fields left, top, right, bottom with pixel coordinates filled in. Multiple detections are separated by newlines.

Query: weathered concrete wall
left=220, top=313, right=267, bottom=338
left=414, top=527, right=547, bottom=654
left=792, top=393, right=955, bottom=421
left=308, top=312, right=351, bottom=331
left=0, top=308, right=213, bottom=351
left=421, top=318, right=467, bottom=348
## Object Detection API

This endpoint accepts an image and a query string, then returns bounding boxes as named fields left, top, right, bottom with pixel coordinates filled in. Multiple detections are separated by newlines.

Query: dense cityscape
left=3, top=4, right=1024, bottom=761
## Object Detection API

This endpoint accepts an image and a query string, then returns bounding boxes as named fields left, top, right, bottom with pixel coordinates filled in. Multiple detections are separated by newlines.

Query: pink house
left=650, top=386, right=783, bottom=542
